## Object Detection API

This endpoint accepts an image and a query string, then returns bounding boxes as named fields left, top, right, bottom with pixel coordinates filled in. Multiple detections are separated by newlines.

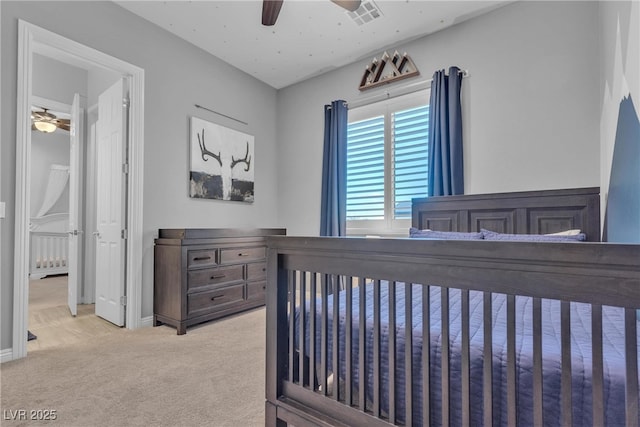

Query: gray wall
left=276, top=1, right=601, bottom=236
left=1, top=1, right=280, bottom=351
left=31, top=54, right=88, bottom=218
left=33, top=53, right=88, bottom=106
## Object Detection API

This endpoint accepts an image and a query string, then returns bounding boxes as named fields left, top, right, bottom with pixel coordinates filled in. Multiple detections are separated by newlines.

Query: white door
left=67, top=93, right=83, bottom=316
left=95, top=78, right=127, bottom=326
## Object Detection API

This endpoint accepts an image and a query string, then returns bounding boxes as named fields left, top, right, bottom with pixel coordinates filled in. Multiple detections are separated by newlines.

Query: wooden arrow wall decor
left=358, top=50, right=420, bottom=91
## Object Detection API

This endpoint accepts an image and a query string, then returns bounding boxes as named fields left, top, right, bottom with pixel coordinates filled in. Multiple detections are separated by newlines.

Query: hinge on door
left=120, top=296, right=127, bottom=306
left=121, top=229, right=128, bottom=240
left=122, top=163, right=129, bottom=174
left=123, top=98, right=130, bottom=108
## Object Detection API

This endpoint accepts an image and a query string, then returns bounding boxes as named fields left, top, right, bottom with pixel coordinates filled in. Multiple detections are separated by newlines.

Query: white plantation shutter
left=346, top=91, right=429, bottom=234
left=346, top=115, right=385, bottom=219
left=393, top=105, right=429, bottom=218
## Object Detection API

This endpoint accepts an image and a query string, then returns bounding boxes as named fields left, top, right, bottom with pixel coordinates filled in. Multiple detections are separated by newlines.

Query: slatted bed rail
left=265, top=236, right=640, bottom=427
left=29, top=231, right=68, bottom=279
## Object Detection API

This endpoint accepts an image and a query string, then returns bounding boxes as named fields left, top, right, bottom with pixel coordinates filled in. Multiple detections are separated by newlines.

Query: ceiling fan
left=262, top=0, right=362, bottom=26
left=31, top=108, right=71, bottom=133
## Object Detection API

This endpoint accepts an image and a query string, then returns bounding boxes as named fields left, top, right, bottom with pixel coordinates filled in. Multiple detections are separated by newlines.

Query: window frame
left=346, top=90, right=430, bottom=237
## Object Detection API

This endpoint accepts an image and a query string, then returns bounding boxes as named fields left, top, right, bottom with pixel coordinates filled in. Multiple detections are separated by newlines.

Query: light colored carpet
left=27, top=276, right=121, bottom=352
left=2, top=279, right=266, bottom=427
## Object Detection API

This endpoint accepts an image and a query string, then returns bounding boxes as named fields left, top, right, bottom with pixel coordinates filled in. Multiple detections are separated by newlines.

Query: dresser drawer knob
left=193, top=256, right=211, bottom=261
left=210, top=274, right=226, bottom=280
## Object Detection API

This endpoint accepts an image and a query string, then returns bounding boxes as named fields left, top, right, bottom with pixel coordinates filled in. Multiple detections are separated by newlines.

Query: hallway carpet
left=27, top=276, right=122, bottom=352
left=1, top=307, right=266, bottom=427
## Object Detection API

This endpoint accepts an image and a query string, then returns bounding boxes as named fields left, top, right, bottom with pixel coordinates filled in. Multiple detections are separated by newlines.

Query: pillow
left=409, top=228, right=483, bottom=240
left=546, top=229, right=582, bottom=236
left=481, top=229, right=587, bottom=242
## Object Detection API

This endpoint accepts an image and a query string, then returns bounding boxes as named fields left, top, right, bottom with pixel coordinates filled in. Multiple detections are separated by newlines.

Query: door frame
left=13, top=20, right=145, bottom=359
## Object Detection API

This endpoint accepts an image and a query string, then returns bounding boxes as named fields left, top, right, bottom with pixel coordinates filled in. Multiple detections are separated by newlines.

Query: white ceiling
left=116, top=0, right=512, bottom=89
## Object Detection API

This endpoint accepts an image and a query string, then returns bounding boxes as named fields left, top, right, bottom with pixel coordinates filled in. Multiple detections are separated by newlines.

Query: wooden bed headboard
left=412, top=187, right=601, bottom=241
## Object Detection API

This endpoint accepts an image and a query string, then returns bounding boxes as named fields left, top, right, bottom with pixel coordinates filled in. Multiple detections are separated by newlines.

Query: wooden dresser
left=153, top=228, right=285, bottom=334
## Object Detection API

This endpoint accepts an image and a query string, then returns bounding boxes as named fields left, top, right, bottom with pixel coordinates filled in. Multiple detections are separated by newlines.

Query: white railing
left=30, top=232, right=68, bottom=279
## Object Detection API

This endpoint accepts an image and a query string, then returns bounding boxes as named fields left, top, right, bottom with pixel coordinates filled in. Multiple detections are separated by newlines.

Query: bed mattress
left=294, top=283, right=639, bottom=426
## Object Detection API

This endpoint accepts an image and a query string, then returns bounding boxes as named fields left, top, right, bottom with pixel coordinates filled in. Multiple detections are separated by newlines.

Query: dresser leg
left=177, top=323, right=187, bottom=335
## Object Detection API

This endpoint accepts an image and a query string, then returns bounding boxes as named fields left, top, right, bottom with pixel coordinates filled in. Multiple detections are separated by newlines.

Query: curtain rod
left=346, top=69, right=469, bottom=110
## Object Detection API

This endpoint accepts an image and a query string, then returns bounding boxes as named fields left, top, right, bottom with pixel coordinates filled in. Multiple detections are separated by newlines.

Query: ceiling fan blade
left=55, top=118, right=71, bottom=132
left=32, top=110, right=54, bottom=121
left=56, top=122, right=71, bottom=132
left=262, top=0, right=284, bottom=26
left=331, top=0, right=361, bottom=12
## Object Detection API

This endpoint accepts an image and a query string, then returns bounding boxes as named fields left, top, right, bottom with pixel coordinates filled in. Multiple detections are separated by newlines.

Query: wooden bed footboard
left=265, top=237, right=640, bottom=426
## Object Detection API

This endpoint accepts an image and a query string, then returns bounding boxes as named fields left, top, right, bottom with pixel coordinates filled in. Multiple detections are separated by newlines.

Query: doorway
left=27, top=89, right=110, bottom=349
left=28, top=93, right=85, bottom=348
left=13, top=20, right=145, bottom=360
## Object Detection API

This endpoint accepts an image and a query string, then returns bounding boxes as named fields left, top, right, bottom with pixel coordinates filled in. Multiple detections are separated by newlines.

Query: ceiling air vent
left=347, top=0, right=383, bottom=26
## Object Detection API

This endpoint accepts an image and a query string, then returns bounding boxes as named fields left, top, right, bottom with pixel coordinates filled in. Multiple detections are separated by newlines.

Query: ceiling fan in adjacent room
left=31, top=108, right=70, bottom=133
left=262, top=0, right=362, bottom=26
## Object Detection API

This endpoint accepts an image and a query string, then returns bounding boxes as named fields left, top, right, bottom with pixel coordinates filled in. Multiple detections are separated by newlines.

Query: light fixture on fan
left=33, top=120, right=57, bottom=133
left=31, top=108, right=70, bottom=133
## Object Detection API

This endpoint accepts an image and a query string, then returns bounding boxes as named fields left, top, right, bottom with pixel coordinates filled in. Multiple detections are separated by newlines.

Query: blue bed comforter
left=295, top=283, right=639, bottom=426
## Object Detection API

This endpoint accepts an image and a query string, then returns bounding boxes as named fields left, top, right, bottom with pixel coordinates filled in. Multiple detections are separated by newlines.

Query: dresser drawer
left=187, top=264, right=244, bottom=290
left=247, top=281, right=266, bottom=301
left=187, top=284, right=244, bottom=316
left=246, top=262, right=267, bottom=281
left=220, top=246, right=265, bottom=264
left=187, top=249, right=218, bottom=269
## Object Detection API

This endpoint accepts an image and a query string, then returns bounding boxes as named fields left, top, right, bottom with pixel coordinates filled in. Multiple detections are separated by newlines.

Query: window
left=346, top=91, right=429, bottom=235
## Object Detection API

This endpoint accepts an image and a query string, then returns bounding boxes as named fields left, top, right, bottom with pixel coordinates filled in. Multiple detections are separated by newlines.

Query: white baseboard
left=139, top=316, right=153, bottom=328
left=1, top=347, right=14, bottom=363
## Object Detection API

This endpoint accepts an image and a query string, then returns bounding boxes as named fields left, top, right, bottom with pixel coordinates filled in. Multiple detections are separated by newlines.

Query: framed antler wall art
left=189, top=116, right=255, bottom=203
